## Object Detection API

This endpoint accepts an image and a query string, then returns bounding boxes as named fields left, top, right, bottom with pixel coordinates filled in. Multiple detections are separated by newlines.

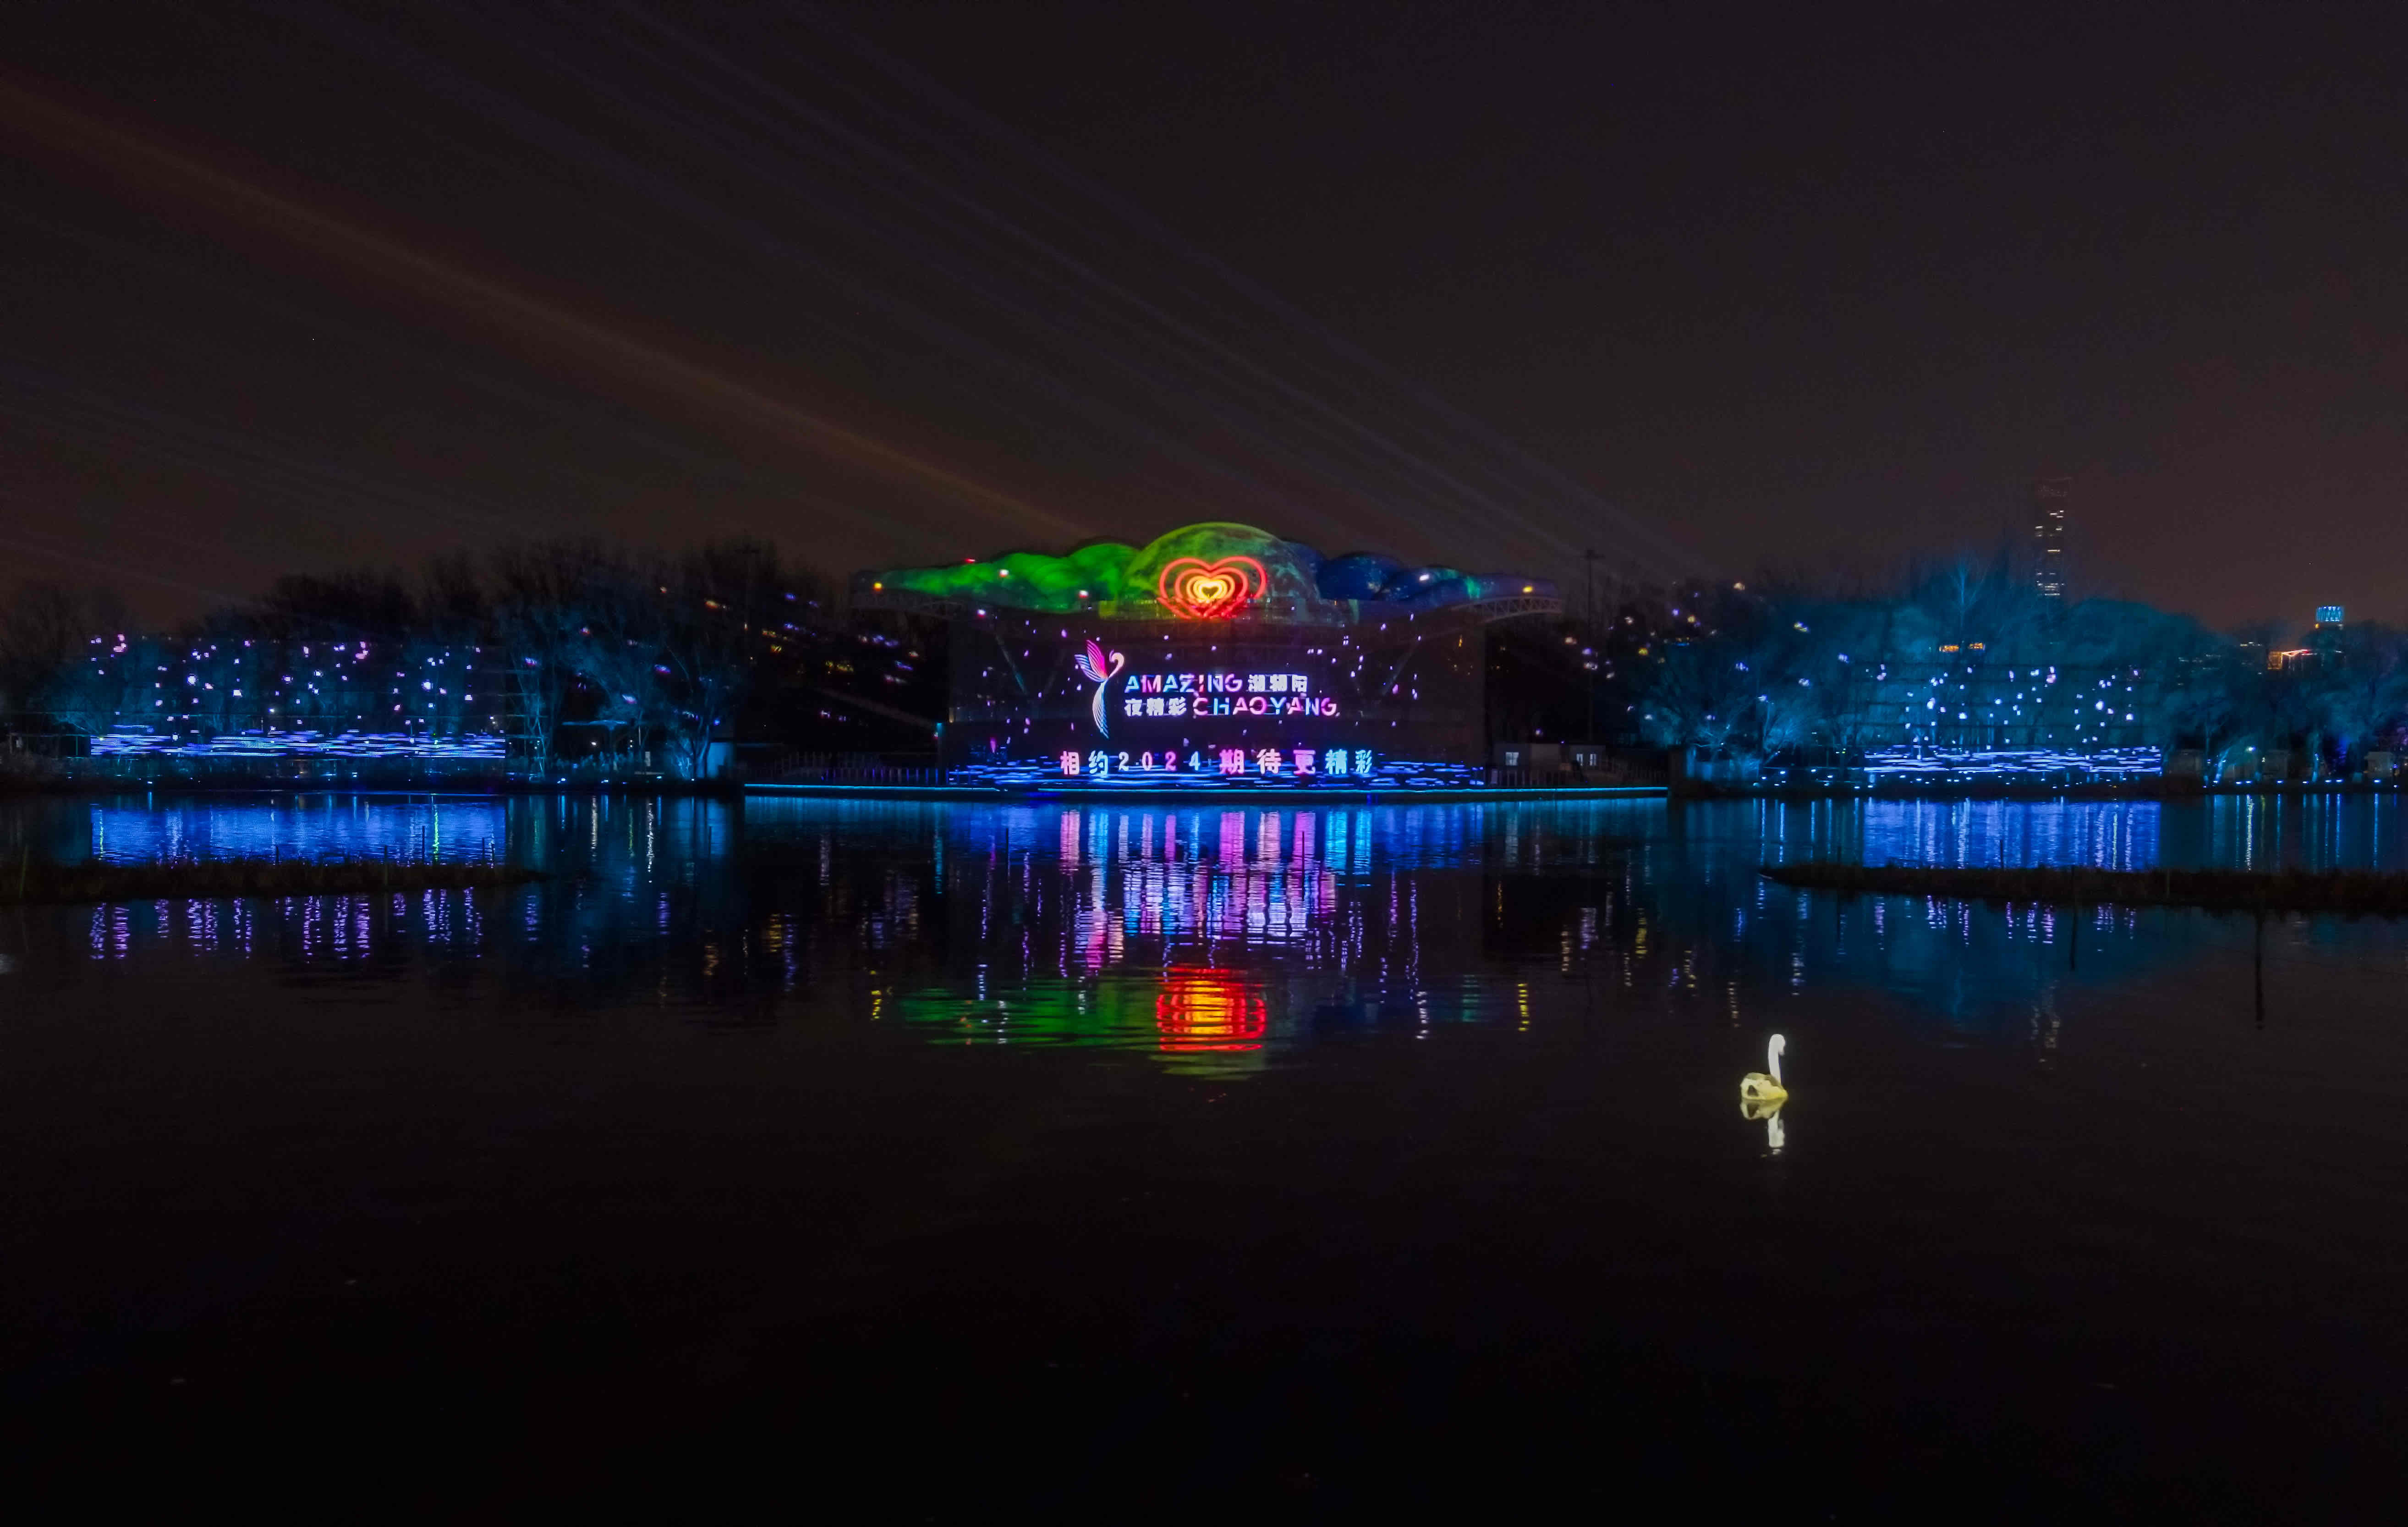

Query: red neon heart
left=1157, top=555, right=1267, bottom=619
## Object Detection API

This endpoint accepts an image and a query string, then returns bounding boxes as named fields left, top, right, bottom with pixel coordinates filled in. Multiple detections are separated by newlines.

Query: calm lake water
left=4, top=791, right=2406, bottom=1513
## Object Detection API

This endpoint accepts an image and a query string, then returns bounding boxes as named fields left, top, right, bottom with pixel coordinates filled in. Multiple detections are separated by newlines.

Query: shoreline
left=1762, top=861, right=2408, bottom=915
left=744, top=782, right=1670, bottom=802
left=4, top=775, right=2401, bottom=804
left=1692, top=781, right=2402, bottom=801
left=0, top=856, right=552, bottom=907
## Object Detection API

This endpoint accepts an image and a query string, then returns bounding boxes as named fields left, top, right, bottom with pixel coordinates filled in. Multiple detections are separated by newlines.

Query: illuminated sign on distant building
left=852, top=522, right=1559, bottom=789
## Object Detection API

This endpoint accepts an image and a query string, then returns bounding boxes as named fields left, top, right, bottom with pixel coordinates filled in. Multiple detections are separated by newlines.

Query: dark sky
left=4, top=2, right=2403, bottom=629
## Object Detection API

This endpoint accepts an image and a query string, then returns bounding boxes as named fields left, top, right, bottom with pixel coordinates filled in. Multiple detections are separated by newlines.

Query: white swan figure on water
left=1741, top=1034, right=1788, bottom=1104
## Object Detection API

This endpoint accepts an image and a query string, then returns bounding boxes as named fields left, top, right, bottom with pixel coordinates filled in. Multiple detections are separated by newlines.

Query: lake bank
left=0, top=854, right=550, bottom=906
left=1763, top=860, right=2408, bottom=914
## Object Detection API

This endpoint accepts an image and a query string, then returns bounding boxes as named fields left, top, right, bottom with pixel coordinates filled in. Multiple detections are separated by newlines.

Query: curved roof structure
left=853, top=522, right=1559, bottom=627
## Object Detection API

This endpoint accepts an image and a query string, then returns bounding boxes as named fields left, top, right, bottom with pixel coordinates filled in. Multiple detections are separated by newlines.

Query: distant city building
left=2031, top=478, right=2070, bottom=599
left=2298, top=603, right=2348, bottom=669
left=2271, top=607, right=2340, bottom=670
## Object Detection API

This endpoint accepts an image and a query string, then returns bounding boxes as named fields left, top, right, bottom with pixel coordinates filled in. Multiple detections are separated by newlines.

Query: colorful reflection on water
left=10, top=789, right=2408, bottom=1513
left=1156, top=967, right=1268, bottom=1053
left=6, top=792, right=2408, bottom=1062
left=77, top=794, right=514, bottom=864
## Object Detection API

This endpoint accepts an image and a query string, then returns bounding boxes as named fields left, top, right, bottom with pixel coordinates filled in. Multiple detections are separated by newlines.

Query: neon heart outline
left=1156, top=555, right=1267, bottom=619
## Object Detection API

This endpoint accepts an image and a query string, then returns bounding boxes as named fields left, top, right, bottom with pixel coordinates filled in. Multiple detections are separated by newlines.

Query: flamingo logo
left=1074, top=638, right=1126, bottom=736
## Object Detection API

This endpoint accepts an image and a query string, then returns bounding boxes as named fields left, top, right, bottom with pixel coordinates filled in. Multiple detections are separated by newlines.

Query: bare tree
left=489, top=541, right=623, bottom=775
left=655, top=540, right=793, bottom=779
left=1, top=580, right=121, bottom=732
left=2316, top=623, right=2408, bottom=776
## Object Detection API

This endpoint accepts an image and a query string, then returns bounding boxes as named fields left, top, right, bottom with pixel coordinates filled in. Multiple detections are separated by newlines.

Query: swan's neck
left=1767, top=1039, right=1784, bottom=1085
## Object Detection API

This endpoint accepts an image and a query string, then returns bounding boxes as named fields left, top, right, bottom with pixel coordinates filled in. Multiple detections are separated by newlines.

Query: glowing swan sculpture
left=1073, top=639, right=1125, bottom=737
left=1740, top=1033, right=1788, bottom=1105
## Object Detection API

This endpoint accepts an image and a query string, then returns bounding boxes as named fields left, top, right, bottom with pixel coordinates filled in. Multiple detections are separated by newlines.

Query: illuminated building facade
left=2261, top=604, right=2352, bottom=676
left=852, top=522, right=1559, bottom=788
left=2032, top=477, right=2070, bottom=600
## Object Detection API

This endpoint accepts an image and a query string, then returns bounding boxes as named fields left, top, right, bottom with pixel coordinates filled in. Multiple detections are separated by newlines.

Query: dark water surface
left=4, top=792, right=2406, bottom=1514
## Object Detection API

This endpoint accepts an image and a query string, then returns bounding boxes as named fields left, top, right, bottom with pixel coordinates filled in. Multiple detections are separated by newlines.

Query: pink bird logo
left=1074, top=638, right=1126, bottom=736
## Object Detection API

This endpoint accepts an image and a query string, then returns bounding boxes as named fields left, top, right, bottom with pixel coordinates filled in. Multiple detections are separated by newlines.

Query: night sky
left=5, top=2, right=2403, bottom=628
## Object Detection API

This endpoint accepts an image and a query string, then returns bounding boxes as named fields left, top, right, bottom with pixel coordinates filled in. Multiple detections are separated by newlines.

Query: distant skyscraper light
left=2315, top=604, right=2344, bottom=627
left=2031, top=477, right=2070, bottom=600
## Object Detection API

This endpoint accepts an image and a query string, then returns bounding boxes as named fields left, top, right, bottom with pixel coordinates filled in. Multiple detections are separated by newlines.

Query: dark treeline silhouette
left=1, top=582, right=124, bottom=731
left=7, top=540, right=2403, bottom=785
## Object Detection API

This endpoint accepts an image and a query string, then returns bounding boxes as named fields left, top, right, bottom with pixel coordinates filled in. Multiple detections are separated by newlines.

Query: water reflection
left=1744, top=792, right=2406, bottom=872
left=80, top=795, right=513, bottom=864
left=75, top=888, right=489, bottom=965
left=1157, top=967, right=1269, bottom=1053
left=1741, top=1096, right=1786, bottom=1154
left=6, top=793, right=2408, bottom=1064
